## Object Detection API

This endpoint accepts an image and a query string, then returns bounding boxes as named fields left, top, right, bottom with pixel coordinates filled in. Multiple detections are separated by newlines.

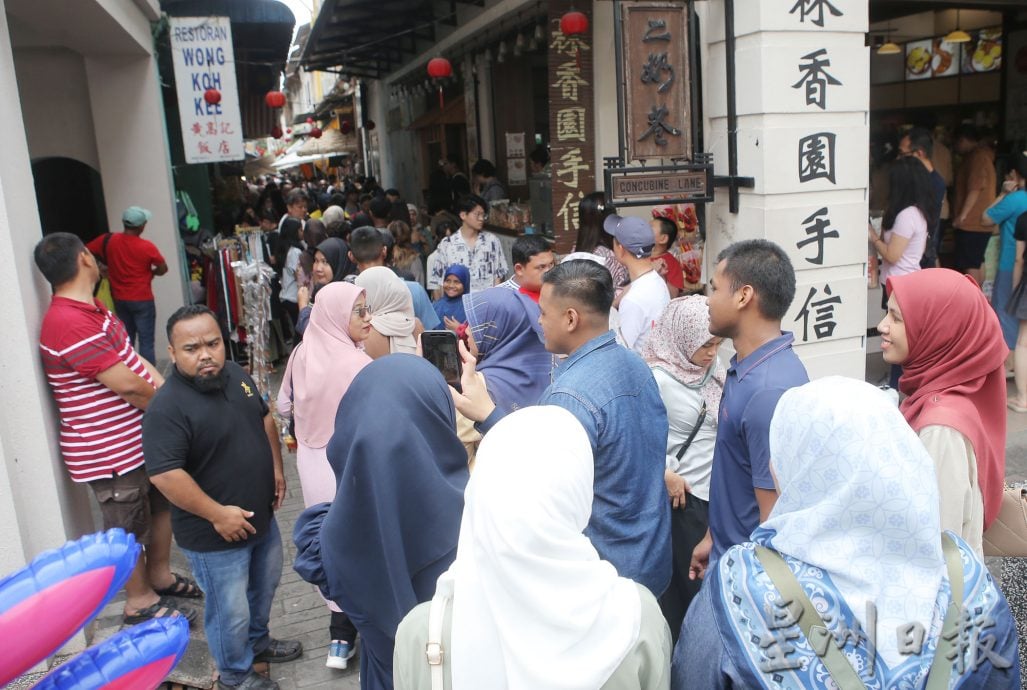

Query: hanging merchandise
left=233, top=227, right=275, bottom=398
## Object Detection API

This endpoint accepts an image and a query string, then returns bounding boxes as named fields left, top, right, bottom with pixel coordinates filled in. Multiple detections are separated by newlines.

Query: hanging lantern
left=560, top=10, right=588, bottom=36
left=340, top=119, right=353, bottom=135
left=365, top=120, right=377, bottom=131
left=427, top=57, right=453, bottom=79
left=271, top=125, right=283, bottom=139
left=310, top=126, right=323, bottom=139
left=286, top=127, right=292, bottom=134
left=265, top=91, right=286, bottom=108
left=203, top=88, right=222, bottom=105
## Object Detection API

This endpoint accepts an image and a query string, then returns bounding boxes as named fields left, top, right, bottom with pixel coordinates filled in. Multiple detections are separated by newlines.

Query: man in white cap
left=604, top=214, right=669, bottom=353
left=86, top=206, right=168, bottom=363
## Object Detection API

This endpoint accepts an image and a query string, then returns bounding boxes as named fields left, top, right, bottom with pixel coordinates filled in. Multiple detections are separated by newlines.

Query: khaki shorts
left=88, top=468, right=169, bottom=545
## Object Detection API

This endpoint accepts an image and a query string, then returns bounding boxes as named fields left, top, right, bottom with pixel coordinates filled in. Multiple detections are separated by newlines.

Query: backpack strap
left=101, top=232, right=113, bottom=263
left=426, top=593, right=448, bottom=690
left=754, top=545, right=867, bottom=690
left=923, top=534, right=964, bottom=690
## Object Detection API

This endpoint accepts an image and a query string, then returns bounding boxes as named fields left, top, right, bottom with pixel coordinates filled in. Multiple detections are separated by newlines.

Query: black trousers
left=659, top=493, right=709, bottom=643
left=330, top=610, right=358, bottom=643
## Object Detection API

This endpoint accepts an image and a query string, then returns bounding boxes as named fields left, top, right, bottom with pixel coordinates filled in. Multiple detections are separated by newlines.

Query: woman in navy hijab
left=293, top=355, right=469, bottom=690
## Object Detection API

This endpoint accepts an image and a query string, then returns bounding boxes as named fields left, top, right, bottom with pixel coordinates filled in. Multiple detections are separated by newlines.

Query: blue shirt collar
left=728, top=332, right=796, bottom=382
left=554, top=330, right=616, bottom=380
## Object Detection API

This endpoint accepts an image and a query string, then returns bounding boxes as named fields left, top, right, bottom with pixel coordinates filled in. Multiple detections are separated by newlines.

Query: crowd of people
left=29, top=156, right=1025, bottom=690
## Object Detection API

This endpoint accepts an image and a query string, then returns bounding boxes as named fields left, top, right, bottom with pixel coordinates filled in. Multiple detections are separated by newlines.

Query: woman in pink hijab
left=278, top=281, right=373, bottom=670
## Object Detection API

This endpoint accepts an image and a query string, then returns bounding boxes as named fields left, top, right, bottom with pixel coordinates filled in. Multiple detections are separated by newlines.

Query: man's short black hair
left=716, top=240, right=796, bottom=321
left=166, top=304, right=217, bottom=342
left=33, top=232, right=86, bottom=288
left=471, top=159, right=497, bottom=178
left=350, top=226, right=385, bottom=264
left=904, top=127, right=934, bottom=159
left=542, top=259, right=614, bottom=316
left=369, top=197, right=392, bottom=220
left=455, top=194, right=487, bottom=216
left=384, top=188, right=401, bottom=198
left=512, top=235, right=551, bottom=266
left=653, top=217, right=678, bottom=248
left=444, top=154, right=462, bottom=169
left=286, top=188, right=310, bottom=207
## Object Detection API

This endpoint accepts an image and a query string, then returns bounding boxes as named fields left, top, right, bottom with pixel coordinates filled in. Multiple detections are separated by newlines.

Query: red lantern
left=265, top=91, right=286, bottom=108
left=271, top=125, right=283, bottom=139
left=286, top=127, right=293, bottom=134
left=366, top=120, right=376, bottom=131
left=340, top=119, right=352, bottom=135
left=560, top=10, right=589, bottom=35
left=306, top=117, right=314, bottom=124
left=310, top=127, right=323, bottom=139
left=203, top=88, right=222, bottom=105
left=427, top=57, right=453, bottom=79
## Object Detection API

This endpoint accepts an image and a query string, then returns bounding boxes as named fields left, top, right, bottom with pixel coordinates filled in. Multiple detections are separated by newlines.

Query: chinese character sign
left=548, top=0, right=595, bottom=254
left=622, top=3, right=691, bottom=161
left=170, top=17, right=244, bottom=164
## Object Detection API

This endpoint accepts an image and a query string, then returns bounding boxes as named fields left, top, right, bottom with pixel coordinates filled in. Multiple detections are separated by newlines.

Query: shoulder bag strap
left=101, top=232, right=113, bottom=263
left=754, top=545, right=866, bottom=690
left=675, top=400, right=707, bottom=461
left=426, top=594, right=447, bottom=690
left=923, top=534, right=964, bottom=690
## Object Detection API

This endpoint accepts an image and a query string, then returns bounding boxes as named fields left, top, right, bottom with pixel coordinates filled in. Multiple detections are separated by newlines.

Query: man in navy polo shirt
left=689, top=240, right=809, bottom=581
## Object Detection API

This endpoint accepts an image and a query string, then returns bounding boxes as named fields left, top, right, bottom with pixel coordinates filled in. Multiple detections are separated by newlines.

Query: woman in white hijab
left=355, top=266, right=420, bottom=358
left=672, top=377, right=1018, bottom=689
left=393, top=406, right=671, bottom=690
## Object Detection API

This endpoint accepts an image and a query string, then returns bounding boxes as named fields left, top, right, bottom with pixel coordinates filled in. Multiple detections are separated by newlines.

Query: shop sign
left=170, top=16, right=245, bottom=164
left=621, top=2, right=691, bottom=162
left=548, top=0, right=595, bottom=253
left=606, top=166, right=711, bottom=207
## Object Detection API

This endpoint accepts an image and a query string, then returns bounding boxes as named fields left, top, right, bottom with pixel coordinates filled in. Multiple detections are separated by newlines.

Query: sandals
left=124, top=596, right=197, bottom=626
left=154, top=572, right=203, bottom=599
left=1008, top=398, right=1027, bottom=413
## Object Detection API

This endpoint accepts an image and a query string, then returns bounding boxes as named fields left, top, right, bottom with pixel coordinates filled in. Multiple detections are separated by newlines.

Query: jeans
left=183, top=519, right=283, bottom=686
left=114, top=299, right=157, bottom=363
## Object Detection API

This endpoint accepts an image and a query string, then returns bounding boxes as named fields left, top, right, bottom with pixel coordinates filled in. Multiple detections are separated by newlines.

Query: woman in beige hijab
left=355, top=266, right=422, bottom=358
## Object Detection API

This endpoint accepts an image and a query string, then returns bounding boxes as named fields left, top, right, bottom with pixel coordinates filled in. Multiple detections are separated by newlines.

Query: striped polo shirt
left=39, top=297, right=155, bottom=482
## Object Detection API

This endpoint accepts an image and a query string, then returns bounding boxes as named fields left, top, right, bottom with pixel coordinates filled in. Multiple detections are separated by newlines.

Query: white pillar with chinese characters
left=704, top=0, right=869, bottom=380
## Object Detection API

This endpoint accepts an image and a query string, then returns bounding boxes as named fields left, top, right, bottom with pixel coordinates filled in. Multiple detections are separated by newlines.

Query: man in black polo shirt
left=143, top=305, right=300, bottom=690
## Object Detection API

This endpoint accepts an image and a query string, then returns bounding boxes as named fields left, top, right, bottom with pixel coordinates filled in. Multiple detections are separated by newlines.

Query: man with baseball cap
left=604, top=214, right=670, bottom=353
left=86, top=206, right=168, bottom=363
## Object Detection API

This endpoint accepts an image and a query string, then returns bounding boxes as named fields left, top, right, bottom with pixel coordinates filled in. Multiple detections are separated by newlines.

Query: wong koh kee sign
left=170, top=16, right=244, bottom=164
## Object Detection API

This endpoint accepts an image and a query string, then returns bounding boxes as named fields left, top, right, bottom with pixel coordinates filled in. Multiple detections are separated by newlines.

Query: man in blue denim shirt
left=453, top=260, right=672, bottom=596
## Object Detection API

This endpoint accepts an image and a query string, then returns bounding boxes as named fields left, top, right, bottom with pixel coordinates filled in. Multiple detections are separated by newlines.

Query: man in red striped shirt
left=34, top=232, right=197, bottom=626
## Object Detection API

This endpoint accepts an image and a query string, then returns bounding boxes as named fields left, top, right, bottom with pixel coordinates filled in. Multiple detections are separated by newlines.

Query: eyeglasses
left=353, top=305, right=372, bottom=317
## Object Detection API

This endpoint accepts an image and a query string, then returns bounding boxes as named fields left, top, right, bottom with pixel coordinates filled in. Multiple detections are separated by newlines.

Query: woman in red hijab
left=878, top=268, right=1006, bottom=556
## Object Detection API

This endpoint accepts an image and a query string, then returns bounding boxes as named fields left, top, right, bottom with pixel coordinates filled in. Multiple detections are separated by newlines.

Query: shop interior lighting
left=877, top=40, right=901, bottom=55
left=944, top=10, right=971, bottom=43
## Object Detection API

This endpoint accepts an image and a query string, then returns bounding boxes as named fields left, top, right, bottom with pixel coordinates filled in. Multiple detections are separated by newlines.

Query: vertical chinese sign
left=622, top=3, right=691, bottom=162
left=170, top=17, right=245, bottom=164
left=548, top=0, right=594, bottom=254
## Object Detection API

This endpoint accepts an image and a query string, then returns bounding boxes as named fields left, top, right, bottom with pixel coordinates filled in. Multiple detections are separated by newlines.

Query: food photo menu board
left=902, top=28, right=1002, bottom=81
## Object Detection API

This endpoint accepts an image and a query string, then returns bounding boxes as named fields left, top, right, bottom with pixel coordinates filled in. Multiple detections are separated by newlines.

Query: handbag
left=982, top=486, right=1027, bottom=557
left=675, top=400, right=707, bottom=461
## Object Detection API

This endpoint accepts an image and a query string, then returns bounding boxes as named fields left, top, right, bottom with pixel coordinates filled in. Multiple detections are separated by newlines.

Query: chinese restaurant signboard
left=548, top=0, right=595, bottom=254
left=622, top=3, right=691, bottom=162
left=170, top=16, right=245, bottom=164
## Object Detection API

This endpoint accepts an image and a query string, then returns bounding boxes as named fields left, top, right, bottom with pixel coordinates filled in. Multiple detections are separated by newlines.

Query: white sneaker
left=326, top=639, right=356, bottom=670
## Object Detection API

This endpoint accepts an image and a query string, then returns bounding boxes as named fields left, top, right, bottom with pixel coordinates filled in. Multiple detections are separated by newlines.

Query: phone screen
left=421, top=330, right=462, bottom=392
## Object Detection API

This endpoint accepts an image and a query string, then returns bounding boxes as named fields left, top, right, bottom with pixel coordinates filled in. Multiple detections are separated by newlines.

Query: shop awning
left=297, top=128, right=358, bottom=156
left=300, top=0, right=486, bottom=78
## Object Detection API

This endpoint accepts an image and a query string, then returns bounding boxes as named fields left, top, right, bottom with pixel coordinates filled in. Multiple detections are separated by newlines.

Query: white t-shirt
left=879, top=206, right=927, bottom=283
left=651, top=368, right=717, bottom=501
left=617, top=270, right=670, bottom=353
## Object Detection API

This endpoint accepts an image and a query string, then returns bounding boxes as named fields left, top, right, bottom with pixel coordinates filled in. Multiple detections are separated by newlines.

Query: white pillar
left=0, top=0, right=94, bottom=576
left=706, top=0, right=869, bottom=379
left=85, top=54, right=187, bottom=360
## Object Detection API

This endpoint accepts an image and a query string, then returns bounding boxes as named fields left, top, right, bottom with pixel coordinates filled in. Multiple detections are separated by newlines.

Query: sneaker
left=326, top=639, right=356, bottom=670
left=253, top=638, right=303, bottom=664
left=217, top=670, right=279, bottom=689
